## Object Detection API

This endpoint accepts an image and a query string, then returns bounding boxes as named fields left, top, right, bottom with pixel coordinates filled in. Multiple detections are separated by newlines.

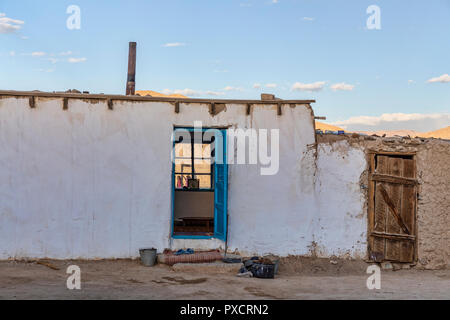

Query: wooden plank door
left=368, top=152, right=418, bottom=263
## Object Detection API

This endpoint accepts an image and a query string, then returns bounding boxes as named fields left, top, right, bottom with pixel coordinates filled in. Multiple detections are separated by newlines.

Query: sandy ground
left=0, top=258, right=448, bottom=300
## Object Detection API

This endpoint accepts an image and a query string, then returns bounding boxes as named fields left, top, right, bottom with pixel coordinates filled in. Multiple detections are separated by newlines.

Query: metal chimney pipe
left=126, top=42, right=136, bottom=95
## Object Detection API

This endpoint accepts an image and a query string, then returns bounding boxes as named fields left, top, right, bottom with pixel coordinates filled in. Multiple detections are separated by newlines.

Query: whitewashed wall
left=0, top=96, right=368, bottom=259
left=315, top=141, right=368, bottom=259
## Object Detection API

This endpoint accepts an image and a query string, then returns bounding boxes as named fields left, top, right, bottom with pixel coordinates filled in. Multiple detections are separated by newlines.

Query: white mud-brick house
left=0, top=91, right=448, bottom=269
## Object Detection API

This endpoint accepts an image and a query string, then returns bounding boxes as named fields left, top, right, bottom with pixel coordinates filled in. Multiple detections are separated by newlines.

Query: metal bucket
left=139, top=248, right=157, bottom=267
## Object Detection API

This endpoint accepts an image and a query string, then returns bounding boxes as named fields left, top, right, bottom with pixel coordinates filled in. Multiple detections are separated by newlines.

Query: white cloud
left=427, top=74, right=450, bottom=83
left=266, top=83, right=277, bottom=88
left=205, top=91, right=225, bottom=96
left=223, top=86, right=244, bottom=92
left=9, top=51, right=15, bottom=56
left=408, top=80, right=415, bottom=84
left=330, top=82, right=355, bottom=91
left=253, top=83, right=261, bottom=89
left=23, top=51, right=74, bottom=63
left=35, top=68, right=54, bottom=73
left=272, top=0, right=279, bottom=3
left=162, top=42, right=186, bottom=47
left=162, top=88, right=225, bottom=97
left=31, top=51, right=46, bottom=57
left=68, top=57, right=87, bottom=63
left=303, top=17, right=314, bottom=21
left=332, top=113, right=450, bottom=132
left=0, top=13, right=24, bottom=34
left=162, top=88, right=195, bottom=96
left=291, top=81, right=326, bottom=92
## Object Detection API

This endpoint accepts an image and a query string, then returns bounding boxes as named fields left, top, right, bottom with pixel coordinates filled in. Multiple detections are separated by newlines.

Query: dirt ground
left=0, top=258, right=448, bottom=300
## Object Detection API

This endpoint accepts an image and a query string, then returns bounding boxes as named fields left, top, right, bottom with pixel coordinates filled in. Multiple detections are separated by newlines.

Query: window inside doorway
left=174, top=135, right=214, bottom=190
left=172, top=129, right=216, bottom=236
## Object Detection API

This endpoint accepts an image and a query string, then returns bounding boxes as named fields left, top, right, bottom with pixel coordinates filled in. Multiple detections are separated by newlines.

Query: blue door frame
left=171, top=127, right=228, bottom=240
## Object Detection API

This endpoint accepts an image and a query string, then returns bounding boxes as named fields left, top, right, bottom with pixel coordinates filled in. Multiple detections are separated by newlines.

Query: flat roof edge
left=0, top=90, right=315, bottom=105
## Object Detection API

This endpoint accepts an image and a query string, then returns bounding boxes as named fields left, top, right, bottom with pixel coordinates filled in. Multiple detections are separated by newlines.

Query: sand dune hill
left=136, top=90, right=188, bottom=99
left=315, top=121, right=450, bottom=139
left=420, top=126, right=450, bottom=139
left=315, top=121, right=345, bottom=132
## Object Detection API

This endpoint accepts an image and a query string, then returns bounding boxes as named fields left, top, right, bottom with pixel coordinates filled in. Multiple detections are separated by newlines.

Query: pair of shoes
left=174, top=248, right=195, bottom=255
left=236, top=271, right=253, bottom=278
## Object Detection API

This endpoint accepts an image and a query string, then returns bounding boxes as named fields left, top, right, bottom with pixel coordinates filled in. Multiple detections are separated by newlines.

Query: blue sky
left=1, top=0, right=449, bottom=131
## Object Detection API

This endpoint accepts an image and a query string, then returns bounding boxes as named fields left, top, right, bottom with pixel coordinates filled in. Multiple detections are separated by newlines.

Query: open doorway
left=171, top=128, right=227, bottom=240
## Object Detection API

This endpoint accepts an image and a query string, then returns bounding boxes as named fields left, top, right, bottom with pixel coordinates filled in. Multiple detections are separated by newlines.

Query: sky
left=1, top=0, right=449, bottom=131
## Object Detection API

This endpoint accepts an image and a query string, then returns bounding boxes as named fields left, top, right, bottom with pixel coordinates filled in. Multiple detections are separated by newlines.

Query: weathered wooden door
left=368, top=152, right=418, bottom=263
